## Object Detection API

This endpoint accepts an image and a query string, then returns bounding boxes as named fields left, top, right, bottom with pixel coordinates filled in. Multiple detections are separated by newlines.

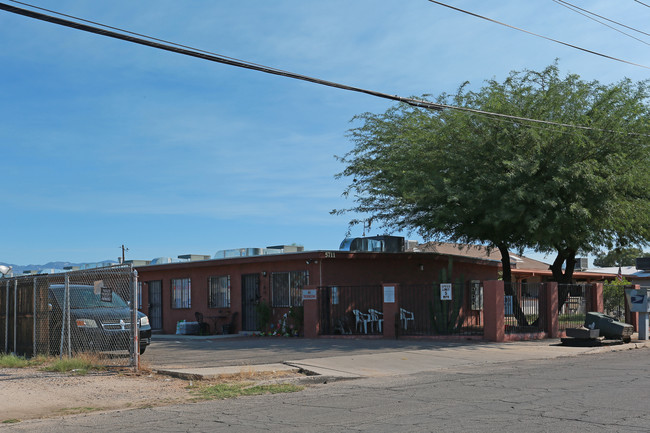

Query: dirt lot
left=0, top=367, right=193, bottom=422
left=0, top=364, right=306, bottom=424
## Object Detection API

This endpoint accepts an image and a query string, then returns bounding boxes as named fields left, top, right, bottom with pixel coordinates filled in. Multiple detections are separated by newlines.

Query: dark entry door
left=241, top=274, right=260, bottom=331
left=147, top=281, right=163, bottom=331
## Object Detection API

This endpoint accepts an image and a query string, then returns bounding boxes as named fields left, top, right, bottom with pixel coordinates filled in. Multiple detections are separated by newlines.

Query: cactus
left=429, top=258, right=465, bottom=334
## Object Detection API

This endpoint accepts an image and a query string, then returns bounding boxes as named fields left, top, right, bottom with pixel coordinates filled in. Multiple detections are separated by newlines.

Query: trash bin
left=584, top=312, right=634, bottom=342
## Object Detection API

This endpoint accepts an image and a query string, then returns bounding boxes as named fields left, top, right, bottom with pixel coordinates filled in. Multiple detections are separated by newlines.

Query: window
left=271, top=271, right=309, bottom=307
left=171, top=278, right=191, bottom=309
left=208, top=275, right=231, bottom=308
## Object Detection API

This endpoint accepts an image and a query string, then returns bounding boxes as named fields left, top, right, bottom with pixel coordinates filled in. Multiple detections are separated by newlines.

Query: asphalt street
left=3, top=340, right=650, bottom=432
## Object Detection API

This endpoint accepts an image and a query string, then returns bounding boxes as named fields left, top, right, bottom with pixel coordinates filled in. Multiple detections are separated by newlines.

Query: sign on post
left=440, top=283, right=452, bottom=300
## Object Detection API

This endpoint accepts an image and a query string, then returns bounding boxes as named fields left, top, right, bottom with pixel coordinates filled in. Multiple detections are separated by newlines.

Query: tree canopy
left=594, top=247, right=645, bottom=268
left=335, top=63, right=650, bottom=285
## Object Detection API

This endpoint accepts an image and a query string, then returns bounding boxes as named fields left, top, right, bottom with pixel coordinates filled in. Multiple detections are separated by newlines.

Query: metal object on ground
left=584, top=312, right=634, bottom=342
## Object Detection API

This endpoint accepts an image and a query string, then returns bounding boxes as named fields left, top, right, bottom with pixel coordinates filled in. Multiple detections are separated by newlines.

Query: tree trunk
left=497, top=243, right=512, bottom=283
left=550, top=247, right=577, bottom=312
left=497, top=242, right=529, bottom=327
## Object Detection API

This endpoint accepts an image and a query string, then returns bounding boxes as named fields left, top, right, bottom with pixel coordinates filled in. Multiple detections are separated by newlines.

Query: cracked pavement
left=3, top=345, right=649, bottom=432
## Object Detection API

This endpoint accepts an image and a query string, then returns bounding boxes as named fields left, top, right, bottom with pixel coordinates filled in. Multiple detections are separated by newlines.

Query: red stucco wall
left=136, top=251, right=499, bottom=334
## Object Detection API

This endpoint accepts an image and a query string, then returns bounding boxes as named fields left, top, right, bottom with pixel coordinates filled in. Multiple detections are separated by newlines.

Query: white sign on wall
left=384, top=286, right=395, bottom=303
left=440, top=283, right=452, bottom=300
left=302, top=289, right=317, bottom=301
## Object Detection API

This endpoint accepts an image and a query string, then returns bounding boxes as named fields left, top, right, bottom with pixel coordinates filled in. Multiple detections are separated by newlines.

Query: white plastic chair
left=400, top=308, right=414, bottom=330
left=368, top=309, right=383, bottom=333
left=353, top=309, right=370, bottom=334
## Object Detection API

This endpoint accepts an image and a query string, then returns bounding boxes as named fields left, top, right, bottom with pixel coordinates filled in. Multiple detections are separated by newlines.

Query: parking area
left=142, top=334, right=486, bottom=369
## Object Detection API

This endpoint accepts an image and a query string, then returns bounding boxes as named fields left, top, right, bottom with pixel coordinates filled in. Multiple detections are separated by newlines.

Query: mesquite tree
left=335, top=64, right=650, bottom=314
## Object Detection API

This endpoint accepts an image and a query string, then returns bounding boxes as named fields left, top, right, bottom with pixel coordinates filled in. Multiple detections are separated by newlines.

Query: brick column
left=484, top=280, right=505, bottom=342
left=591, top=283, right=604, bottom=313
left=545, top=282, right=559, bottom=338
left=382, top=283, right=398, bottom=339
left=302, top=286, right=319, bottom=339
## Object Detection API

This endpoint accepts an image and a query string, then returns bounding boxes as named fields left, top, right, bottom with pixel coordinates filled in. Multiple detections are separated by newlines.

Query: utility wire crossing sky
left=1, top=0, right=648, bottom=265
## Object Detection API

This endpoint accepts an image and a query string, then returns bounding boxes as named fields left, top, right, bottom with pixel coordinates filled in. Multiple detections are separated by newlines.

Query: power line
left=554, top=0, right=650, bottom=38
left=0, top=2, right=443, bottom=111
left=0, top=1, right=648, bottom=138
left=634, top=0, right=650, bottom=9
left=552, top=0, right=650, bottom=46
left=427, top=0, right=650, bottom=70
left=7, top=0, right=288, bottom=76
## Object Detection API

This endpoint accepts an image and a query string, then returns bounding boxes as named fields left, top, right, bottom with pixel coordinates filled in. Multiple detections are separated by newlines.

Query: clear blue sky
left=2, top=0, right=649, bottom=265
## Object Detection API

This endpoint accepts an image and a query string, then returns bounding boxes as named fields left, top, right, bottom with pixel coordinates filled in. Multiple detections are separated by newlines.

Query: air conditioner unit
left=574, top=258, right=588, bottom=271
left=636, top=257, right=650, bottom=271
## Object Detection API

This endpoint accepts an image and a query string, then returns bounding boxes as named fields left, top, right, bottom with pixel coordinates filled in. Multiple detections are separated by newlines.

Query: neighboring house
left=134, top=244, right=500, bottom=335
left=586, top=265, right=650, bottom=287
left=409, top=242, right=617, bottom=283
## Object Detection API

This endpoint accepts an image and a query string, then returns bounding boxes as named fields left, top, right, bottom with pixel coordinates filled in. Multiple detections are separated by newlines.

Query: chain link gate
left=1, top=265, right=148, bottom=369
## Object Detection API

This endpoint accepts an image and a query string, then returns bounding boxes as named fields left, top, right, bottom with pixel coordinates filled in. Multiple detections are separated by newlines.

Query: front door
left=241, top=274, right=260, bottom=331
left=147, top=281, right=163, bottom=331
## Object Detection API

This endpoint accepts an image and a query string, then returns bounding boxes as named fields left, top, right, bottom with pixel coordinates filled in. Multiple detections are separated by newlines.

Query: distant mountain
left=0, top=261, right=117, bottom=275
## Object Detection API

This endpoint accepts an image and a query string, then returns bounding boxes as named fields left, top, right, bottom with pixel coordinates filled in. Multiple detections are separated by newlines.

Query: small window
left=209, top=275, right=231, bottom=308
left=171, top=278, right=191, bottom=309
left=271, top=271, right=309, bottom=307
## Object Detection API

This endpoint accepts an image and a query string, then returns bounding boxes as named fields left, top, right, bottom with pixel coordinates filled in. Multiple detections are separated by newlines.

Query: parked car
left=48, top=284, right=152, bottom=355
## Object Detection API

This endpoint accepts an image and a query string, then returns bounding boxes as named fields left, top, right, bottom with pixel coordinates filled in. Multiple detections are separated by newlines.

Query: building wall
left=136, top=251, right=499, bottom=334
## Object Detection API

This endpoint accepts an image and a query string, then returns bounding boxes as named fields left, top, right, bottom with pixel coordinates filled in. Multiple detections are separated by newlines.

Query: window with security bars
left=171, top=278, right=191, bottom=309
left=271, top=271, right=309, bottom=307
left=208, top=275, right=230, bottom=308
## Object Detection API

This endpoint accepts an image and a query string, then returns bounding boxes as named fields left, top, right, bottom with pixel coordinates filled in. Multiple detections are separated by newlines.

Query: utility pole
left=121, top=244, right=129, bottom=264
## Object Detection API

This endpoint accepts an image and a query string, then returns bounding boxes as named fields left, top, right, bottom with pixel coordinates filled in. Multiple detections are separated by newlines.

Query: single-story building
left=135, top=243, right=500, bottom=335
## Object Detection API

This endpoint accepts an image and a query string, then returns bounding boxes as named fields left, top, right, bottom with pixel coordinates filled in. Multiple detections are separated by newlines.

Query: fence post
left=484, top=280, right=505, bottom=342
left=626, top=284, right=640, bottom=332
left=302, top=285, right=319, bottom=339
left=33, top=278, right=37, bottom=358
left=132, top=269, right=140, bottom=371
left=13, top=279, right=17, bottom=354
left=4, top=280, right=8, bottom=353
left=382, top=283, right=398, bottom=339
left=545, top=282, right=559, bottom=338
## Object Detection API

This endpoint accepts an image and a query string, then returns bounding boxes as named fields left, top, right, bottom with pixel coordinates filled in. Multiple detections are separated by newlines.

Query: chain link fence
left=1, top=265, right=149, bottom=368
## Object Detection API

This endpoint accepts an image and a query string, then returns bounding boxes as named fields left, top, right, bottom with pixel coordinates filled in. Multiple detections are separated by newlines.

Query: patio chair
left=400, top=308, right=414, bottom=331
left=353, top=309, right=370, bottom=334
left=368, top=308, right=383, bottom=333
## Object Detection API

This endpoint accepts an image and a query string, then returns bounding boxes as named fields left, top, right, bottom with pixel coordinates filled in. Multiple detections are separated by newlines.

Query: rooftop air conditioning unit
left=636, top=257, right=650, bottom=271
left=574, top=258, right=588, bottom=271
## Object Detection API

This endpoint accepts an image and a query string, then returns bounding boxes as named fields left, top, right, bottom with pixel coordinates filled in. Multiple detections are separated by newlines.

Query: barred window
left=271, top=271, right=309, bottom=307
left=208, top=275, right=231, bottom=308
left=171, top=278, right=191, bottom=309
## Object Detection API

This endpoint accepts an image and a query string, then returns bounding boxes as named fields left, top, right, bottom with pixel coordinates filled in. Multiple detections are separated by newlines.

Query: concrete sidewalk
left=153, top=337, right=650, bottom=383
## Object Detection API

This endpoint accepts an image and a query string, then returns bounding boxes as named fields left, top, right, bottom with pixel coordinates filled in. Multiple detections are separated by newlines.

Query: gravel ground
left=0, top=367, right=193, bottom=422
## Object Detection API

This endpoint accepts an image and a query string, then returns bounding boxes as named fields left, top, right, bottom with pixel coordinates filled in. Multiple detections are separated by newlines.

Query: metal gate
left=241, top=273, right=260, bottom=331
left=147, top=280, right=163, bottom=331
